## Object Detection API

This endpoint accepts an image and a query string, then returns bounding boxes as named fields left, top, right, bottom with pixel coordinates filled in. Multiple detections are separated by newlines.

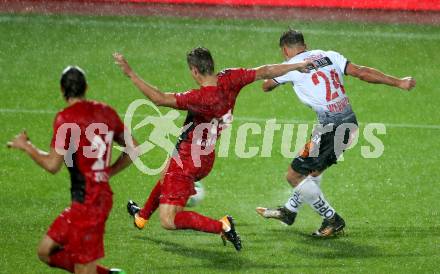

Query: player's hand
left=398, top=77, right=416, bottom=91
left=298, top=59, right=317, bottom=73
left=7, top=131, right=30, bottom=151
left=113, top=52, right=134, bottom=77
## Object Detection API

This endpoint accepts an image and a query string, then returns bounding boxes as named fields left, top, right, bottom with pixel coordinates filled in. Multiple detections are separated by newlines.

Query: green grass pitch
left=1, top=13, right=440, bottom=273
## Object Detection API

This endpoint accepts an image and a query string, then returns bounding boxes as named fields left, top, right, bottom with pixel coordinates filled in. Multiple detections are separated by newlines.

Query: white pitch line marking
left=1, top=108, right=439, bottom=130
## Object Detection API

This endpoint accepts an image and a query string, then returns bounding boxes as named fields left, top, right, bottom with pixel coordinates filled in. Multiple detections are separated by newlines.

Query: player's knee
left=159, top=215, right=176, bottom=230
left=286, top=172, right=302, bottom=187
left=37, top=246, right=50, bottom=264
left=285, top=173, right=295, bottom=185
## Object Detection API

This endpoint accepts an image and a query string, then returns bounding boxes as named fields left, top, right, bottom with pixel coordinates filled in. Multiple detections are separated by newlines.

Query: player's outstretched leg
left=296, top=177, right=345, bottom=237
left=255, top=174, right=306, bottom=225
left=174, top=212, right=242, bottom=251
left=127, top=200, right=147, bottom=230
left=139, top=180, right=162, bottom=220
left=127, top=180, right=162, bottom=230
left=219, top=215, right=242, bottom=251
left=255, top=206, right=297, bottom=225
left=160, top=204, right=242, bottom=251
left=312, top=213, right=345, bottom=237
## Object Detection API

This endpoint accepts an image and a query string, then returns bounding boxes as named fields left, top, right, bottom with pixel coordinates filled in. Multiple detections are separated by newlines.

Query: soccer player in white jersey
left=256, top=29, right=416, bottom=237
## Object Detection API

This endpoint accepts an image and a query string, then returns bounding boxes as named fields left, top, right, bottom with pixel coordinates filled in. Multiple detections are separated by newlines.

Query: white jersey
left=274, top=50, right=350, bottom=114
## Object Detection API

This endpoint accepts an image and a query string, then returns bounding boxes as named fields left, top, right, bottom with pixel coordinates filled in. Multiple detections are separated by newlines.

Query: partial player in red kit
left=7, top=67, right=137, bottom=274
left=113, top=47, right=314, bottom=250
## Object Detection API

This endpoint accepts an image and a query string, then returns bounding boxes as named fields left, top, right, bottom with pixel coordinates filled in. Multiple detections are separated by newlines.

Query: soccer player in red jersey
left=7, top=67, right=137, bottom=274
left=113, top=47, right=314, bottom=251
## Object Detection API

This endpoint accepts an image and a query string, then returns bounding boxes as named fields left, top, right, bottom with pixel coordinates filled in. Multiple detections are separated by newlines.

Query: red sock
left=139, top=181, right=161, bottom=219
left=174, top=211, right=223, bottom=234
left=49, top=249, right=74, bottom=273
left=96, top=265, right=110, bottom=274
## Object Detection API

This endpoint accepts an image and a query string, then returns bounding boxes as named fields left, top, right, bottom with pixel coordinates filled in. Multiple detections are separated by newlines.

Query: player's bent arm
left=254, top=61, right=313, bottom=81
left=113, top=52, right=178, bottom=108
left=345, top=63, right=416, bottom=91
left=7, top=132, right=63, bottom=174
left=262, top=79, right=279, bottom=92
left=25, top=147, right=63, bottom=174
left=127, top=74, right=178, bottom=108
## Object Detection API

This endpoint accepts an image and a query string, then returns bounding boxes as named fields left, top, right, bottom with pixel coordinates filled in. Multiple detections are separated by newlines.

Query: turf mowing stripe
left=1, top=108, right=439, bottom=130
left=0, top=14, right=439, bottom=41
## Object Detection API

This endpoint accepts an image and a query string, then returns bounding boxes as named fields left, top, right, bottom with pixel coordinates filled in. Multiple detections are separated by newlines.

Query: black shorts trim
left=344, top=61, right=351, bottom=75
left=291, top=120, right=357, bottom=175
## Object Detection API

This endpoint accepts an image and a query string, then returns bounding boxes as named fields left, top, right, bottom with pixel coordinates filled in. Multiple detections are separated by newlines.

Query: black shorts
left=291, top=116, right=358, bottom=176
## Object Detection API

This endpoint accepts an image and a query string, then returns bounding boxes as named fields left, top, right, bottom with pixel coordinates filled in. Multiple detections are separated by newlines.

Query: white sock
left=284, top=189, right=303, bottom=213
left=309, top=174, right=323, bottom=186
left=296, top=177, right=336, bottom=219
left=284, top=179, right=308, bottom=213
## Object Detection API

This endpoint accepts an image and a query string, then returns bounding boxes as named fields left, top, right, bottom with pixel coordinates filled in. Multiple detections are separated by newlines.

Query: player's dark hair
left=279, top=29, right=305, bottom=47
left=60, top=66, right=87, bottom=100
left=186, top=47, right=214, bottom=75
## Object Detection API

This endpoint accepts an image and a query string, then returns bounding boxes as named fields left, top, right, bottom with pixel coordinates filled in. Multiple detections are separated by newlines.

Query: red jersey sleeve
left=223, top=68, right=257, bottom=90
left=174, top=89, right=206, bottom=112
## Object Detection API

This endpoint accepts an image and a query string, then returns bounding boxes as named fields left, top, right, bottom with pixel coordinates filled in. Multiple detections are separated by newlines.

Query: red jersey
left=174, top=68, right=256, bottom=151
left=50, top=100, right=125, bottom=205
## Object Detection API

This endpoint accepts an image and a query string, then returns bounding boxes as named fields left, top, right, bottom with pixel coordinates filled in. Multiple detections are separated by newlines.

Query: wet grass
left=0, top=13, right=439, bottom=273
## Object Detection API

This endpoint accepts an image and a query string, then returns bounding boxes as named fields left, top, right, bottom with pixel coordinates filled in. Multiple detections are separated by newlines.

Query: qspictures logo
left=53, top=99, right=386, bottom=176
